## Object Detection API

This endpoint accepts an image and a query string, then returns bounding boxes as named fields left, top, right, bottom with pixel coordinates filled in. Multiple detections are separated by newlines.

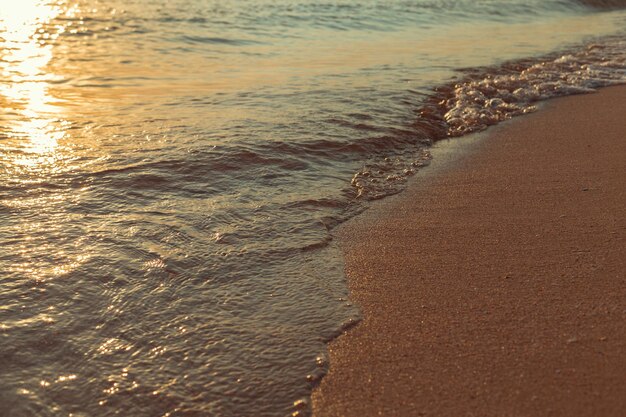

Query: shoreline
left=312, top=85, right=626, bottom=416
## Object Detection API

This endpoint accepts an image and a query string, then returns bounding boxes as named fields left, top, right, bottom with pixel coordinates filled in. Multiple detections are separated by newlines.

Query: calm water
left=1, top=0, right=625, bottom=416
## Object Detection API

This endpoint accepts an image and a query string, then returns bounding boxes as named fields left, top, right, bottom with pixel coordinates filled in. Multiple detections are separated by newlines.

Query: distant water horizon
left=1, top=1, right=625, bottom=416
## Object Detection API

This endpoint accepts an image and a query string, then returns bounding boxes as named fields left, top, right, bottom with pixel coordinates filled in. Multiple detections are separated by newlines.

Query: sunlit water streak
left=1, top=1, right=625, bottom=416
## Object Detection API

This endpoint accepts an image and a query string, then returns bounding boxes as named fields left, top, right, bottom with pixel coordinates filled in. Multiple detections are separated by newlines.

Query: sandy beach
left=312, top=86, right=626, bottom=416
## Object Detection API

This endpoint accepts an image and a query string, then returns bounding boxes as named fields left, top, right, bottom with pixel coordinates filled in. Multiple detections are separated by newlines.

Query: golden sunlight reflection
left=0, top=0, right=68, bottom=160
left=1, top=1, right=90, bottom=282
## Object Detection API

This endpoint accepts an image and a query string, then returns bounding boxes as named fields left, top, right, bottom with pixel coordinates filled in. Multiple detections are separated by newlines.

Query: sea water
left=1, top=1, right=625, bottom=416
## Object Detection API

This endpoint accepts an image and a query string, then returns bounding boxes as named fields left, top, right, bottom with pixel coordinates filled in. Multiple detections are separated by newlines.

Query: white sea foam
left=442, top=39, right=626, bottom=136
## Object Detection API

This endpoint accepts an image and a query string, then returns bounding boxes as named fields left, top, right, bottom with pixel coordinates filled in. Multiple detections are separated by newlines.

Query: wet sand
left=312, top=85, right=626, bottom=417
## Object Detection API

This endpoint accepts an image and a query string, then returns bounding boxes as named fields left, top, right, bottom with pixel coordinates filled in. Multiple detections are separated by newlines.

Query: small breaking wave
left=350, top=35, right=626, bottom=199
left=429, top=36, right=625, bottom=137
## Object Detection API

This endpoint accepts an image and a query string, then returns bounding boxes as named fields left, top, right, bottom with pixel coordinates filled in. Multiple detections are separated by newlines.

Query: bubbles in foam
left=351, top=148, right=432, bottom=199
left=438, top=38, right=626, bottom=137
left=349, top=36, right=625, bottom=201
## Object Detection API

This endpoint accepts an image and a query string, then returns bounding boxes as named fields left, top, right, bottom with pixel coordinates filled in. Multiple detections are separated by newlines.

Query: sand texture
left=312, top=86, right=626, bottom=417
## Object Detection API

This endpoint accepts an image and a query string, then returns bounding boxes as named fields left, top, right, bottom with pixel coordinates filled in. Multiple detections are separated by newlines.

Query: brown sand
left=312, top=86, right=626, bottom=417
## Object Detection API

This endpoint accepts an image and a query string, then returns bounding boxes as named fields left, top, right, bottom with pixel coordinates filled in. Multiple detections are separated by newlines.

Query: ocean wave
left=429, top=37, right=626, bottom=137
left=180, top=35, right=263, bottom=46
left=349, top=35, right=626, bottom=199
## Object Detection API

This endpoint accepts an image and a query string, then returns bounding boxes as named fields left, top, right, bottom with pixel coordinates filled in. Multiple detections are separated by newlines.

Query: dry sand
left=312, top=86, right=626, bottom=417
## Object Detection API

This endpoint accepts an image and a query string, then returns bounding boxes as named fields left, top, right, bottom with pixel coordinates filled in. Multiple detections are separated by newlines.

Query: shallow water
left=1, top=1, right=625, bottom=416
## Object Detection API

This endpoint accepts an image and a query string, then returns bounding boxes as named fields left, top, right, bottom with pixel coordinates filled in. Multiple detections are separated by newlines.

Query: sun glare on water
left=0, top=0, right=69, bottom=160
left=1, top=1, right=90, bottom=282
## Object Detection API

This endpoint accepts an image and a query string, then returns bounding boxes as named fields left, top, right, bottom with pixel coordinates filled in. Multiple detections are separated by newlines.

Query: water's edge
left=309, top=77, right=625, bottom=417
